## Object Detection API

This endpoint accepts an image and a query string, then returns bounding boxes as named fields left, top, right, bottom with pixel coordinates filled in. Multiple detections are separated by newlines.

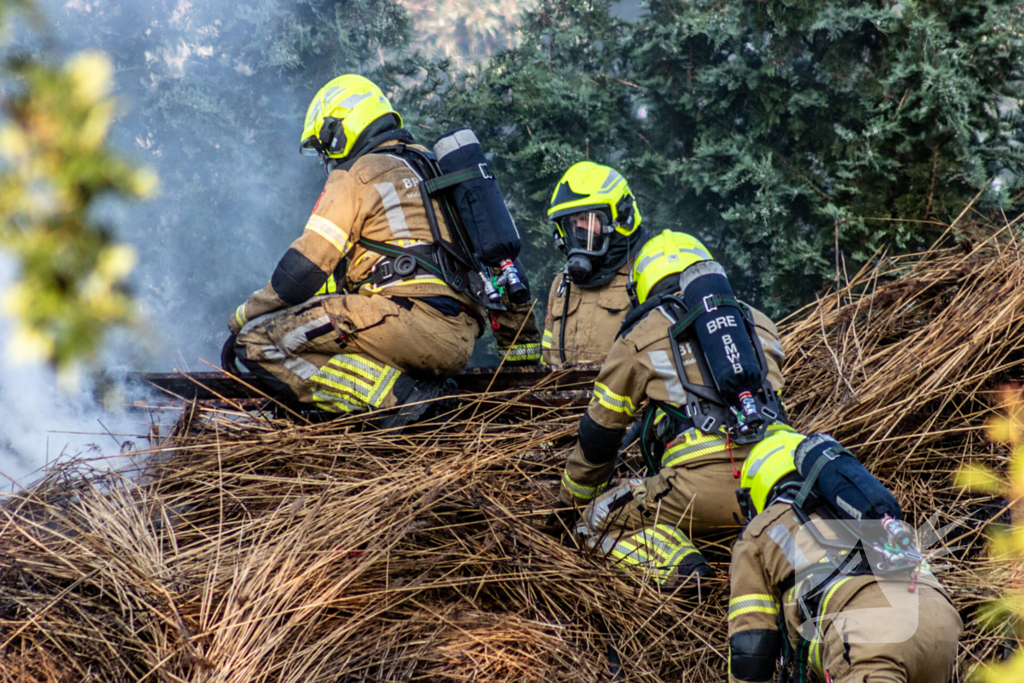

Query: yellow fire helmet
left=300, top=74, right=402, bottom=161
left=628, top=230, right=713, bottom=305
left=547, top=161, right=642, bottom=255
left=739, top=430, right=806, bottom=518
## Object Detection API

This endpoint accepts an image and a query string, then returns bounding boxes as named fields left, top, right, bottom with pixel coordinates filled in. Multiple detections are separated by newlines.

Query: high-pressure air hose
left=558, top=274, right=571, bottom=364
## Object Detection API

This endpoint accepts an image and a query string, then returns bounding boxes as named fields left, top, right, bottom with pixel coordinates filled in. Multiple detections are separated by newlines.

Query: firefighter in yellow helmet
left=541, top=161, right=648, bottom=365
left=728, top=431, right=961, bottom=683
left=221, top=74, right=539, bottom=422
left=553, top=230, right=789, bottom=588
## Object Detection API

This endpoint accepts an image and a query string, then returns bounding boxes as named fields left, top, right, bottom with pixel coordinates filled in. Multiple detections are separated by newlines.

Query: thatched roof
left=2, top=225, right=1022, bottom=682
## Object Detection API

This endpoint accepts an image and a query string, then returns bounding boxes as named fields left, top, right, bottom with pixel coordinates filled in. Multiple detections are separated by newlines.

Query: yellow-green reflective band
left=311, top=355, right=400, bottom=410
left=306, top=215, right=350, bottom=254
left=234, top=304, right=247, bottom=329
left=662, top=433, right=729, bottom=468
left=316, top=274, right=339, bottom=296
left=615, top=525, right=696, bottom=566
left=662, top=422, right=796, bottom=468
left=541, top=330, right=553, bottom=349
left=729, top=592, right=777, bottom=606
left=363, top=276, right=451, bottom=293
left=500, top=343, right=541, bottom=361
left=313, top=394, right=363, bottom=414
left=664, top=543, right=701, bottom=569
left=810, top=577, right=854, bottom=674
left=728, top=594, right=780, bottom=620
left=593, top=382, right=636, bottom=416
left=561, top=471, right=606, bottom=501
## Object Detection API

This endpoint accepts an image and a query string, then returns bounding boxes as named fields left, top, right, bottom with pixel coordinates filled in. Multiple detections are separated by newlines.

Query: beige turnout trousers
left=236, top=293, right=479, bottom=413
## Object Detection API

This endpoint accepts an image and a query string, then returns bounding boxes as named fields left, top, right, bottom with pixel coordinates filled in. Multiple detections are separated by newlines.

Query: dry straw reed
left=2, top=220, right=1023, bottom=681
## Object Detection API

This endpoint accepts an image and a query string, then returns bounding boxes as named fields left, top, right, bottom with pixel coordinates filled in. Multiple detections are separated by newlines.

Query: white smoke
left=0, top=256, right=154, bottom=490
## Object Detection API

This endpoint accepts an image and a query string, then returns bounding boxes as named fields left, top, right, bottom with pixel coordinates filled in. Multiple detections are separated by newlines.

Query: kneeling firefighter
left=729, top=430, right=961, bottom=683
left=554, top=230, right=789, bottom=588
left=541, top=161, right=648, bottom=366
left=221, top=74, right=539, bottom=422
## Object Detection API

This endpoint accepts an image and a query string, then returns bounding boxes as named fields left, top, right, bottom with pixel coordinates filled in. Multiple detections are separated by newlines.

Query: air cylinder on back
left=433, top=129, right=528, bottom=303
left=678, top=260, right=763, bottom=406
left=794, top=434, right=903, bottom=521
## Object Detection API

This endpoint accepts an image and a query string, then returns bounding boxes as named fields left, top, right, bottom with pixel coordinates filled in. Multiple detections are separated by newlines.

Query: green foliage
left=633, top=0, right=1024, bottom=308
left=432, top=1, right=653, bottom=290
left=433, top=0, right=1024, bottom=313
left=0, top=39, right=157, bottom=369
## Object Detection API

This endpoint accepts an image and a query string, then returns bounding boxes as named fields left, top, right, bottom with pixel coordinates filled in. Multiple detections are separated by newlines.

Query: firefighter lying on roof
left=553, top=229, right=788, bottom=589
left=729, top=430, right=961, bottom=683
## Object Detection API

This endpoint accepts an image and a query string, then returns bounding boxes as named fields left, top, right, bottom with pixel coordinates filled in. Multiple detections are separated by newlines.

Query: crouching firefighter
left=553, top=230, right=790, bottom=589
left=729, top=430, right=962, bottom=683
left=221, top=74, right=538, bottom=423
left=541, top=161, right=648, bottom=366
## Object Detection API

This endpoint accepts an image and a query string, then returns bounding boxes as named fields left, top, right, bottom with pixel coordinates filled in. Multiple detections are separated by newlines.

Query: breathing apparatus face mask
left=558, top=210, right=613, bottom=281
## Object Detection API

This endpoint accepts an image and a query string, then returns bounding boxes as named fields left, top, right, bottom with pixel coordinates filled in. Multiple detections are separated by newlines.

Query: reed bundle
left=2, top=224, right=1022, bottom=682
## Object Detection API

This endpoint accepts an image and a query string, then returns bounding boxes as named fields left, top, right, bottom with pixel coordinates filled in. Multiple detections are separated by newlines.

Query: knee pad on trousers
left=309, top=354, right=403, bottom=414
left=235, top=344, right=302, bottom=405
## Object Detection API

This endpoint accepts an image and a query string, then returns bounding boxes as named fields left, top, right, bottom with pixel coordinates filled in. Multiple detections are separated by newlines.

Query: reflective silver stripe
left=562, top=471, right=607, bottom=502
left=374, top=182, right=412, bottom=238
left=580, top=479, right=637, bottom=527
left=664, top=542, right=701, bottom=568
left=311, top=389, right=362, bottom=413
left=634, top=250, right=664, bottom=274
left=282, top=356, right=318, bottom=380
left=728, top=597, right=779, bottom=618
left=306, top=215, right=349, bottom=254
left=368, top=366, right=400, bottom=407
left=744, top=444, right=786, bottom=480
left=768, top=524, right=811, bottom=571
left=304, top=101, right=322, bottom=129
left=333, top=354, right=385, bottom=377
left=593, top=382, right=636, bottom=416
left=662, top=435, right=729, bottom=467
left=648, top=349, right=687, bottom=404
left=279, top=316, right=332, bottom=355
left=502, top=345, right=541, bottom=360
left=336, top=91, right=372, bottom=110
left=598, top=169, right=623, bottom=194
left=313, top=370, right=373, bottom=401
left=761, top=336, right=786, bottom=361
left=434, top=129, right=480, bottom=161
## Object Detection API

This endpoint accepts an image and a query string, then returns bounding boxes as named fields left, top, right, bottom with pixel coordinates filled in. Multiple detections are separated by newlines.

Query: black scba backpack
left=755, top=435, right=923, bottom=683
left=358, top=128, right=529, bottom=309
left=620, top=261, right=784, bottom=472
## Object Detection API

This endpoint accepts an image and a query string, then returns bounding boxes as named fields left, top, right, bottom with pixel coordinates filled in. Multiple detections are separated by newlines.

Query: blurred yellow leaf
left=955, top=463, right=1003, bottom=495
left=0, top=125, right=29, bottom=160
left=67, top=51, right=113, bottom=106
left=78, top=98, right=115, bottom=150
left=6, top=324, right=53, bottom=364
left=97, top=244, right=138, bottom=280
left=130, top=168, right=160, bottom=198
left=987, top=415, right=1019, bottom=445
left=977, top=648, right=1024, bottom=682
